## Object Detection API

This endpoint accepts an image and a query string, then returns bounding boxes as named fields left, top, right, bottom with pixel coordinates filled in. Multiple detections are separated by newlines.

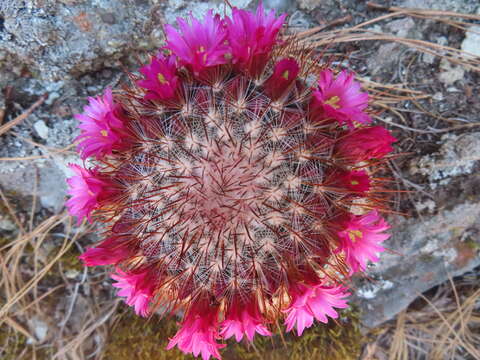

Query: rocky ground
left=0, top=0, right=479, bottom=359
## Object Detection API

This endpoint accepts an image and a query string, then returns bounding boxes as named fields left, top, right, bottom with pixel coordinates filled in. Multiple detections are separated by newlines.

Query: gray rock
left=367, top=43, right=403, bottom=75
left=398, top=0, right=479, bottom=13
left=461, top=25, right=480, bottom=59
left=288, top=10, right=315, bottom=31
left=0, top=1, right=159, bottom=81
left=0, top=159, right=69, bottom=213
left=164, top=0, right=253, bottom=25
left=356, top=131, right=480, bottom=327
left=410, top=132, right=480, bottom=188
left=385, top=17, right=415, bottom=38
left=365, top=18, right=418, bottom=75
left=357, top=202, right=480, bottom=328
left=422, top=52, right=436, bottom=64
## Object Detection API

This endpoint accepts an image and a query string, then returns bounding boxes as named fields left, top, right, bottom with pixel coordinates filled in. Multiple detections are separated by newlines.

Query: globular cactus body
left=67, top=4, right=396, bottom=359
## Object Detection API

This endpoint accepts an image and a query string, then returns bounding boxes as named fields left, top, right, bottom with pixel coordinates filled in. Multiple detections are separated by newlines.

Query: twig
left=0, top=94, right=47, bottom=136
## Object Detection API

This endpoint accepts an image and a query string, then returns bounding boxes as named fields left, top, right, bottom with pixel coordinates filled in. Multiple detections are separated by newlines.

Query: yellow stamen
left=325, top=95, right=341, bottom=109
left=348, top=230, right=363, bottom=242
left=282, top=70, right=289, bottom=80
left=100, top=130, right=108, bottom=137
left=351, top=180, right=359, bottom=185
left=198, top=46, right=205, bottom=53
left=157, top=73, right=168, bottom=85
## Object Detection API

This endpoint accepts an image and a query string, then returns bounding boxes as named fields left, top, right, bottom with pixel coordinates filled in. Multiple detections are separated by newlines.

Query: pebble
left=461, top=25, right=480, bottom=59
left=288, top=10, right=313, bottom=31
left=0, top=217, right=16, bottom=231
left=33, top=120, right=50, bottom=140
left=263, top=0, right=293, bottom=13
left=432, top=92, right=443, bottom=101
left=438, top=59, right=465, bottom=85
left=296, top=0, right=317, bottom=11
left=27, top=317, right=48, bottom=344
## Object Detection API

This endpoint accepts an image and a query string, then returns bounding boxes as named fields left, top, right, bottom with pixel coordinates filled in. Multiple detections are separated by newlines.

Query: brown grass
left=363, top=276, right=480, bottom=360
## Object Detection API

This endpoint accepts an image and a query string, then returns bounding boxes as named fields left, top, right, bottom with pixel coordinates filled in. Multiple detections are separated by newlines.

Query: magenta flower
left=284, top=282, right=350, bottom=336
left=220, top=298, right=271, bottom=342
left=111, top=268, right=156, bottom=317
left=226, top=2, right=286, bottom=77
left=337, top=210, right=390, bottom=273
left=137, top=54, right=180, bottom=101
left=167, top=300, right=225, bottom=360
left=334, top=169, right=371, bottom=193
left=66, top=164, right=111, bottom=224
left=165, top=11, right=229, bottom=75
left=264, top=58, right=300, bottom=100
left=311, top=70, right=371, bottom=128
left=335, top=126, right=397, bottom=162
left=79, top=236, right=134, bottom=266
left=75, top=88, right=128, bottom=160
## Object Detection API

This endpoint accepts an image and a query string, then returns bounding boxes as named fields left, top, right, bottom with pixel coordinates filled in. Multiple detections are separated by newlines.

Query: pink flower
left=264, top=58, right=300, bottom=100
left=335, top=126, right=397, bottom=162
left=79, top=236, right=134, bottom=266
left=75, top=88, right=128, bottom=160
left=310, top=70, right=371, bottom=128
left=165, top=11, right=229, bottom=75
left=167, top=299, right=225, bottom=360
left=66, top=164, right=111, bottom=224
left=137, top=53, right=180, bottom=101
left=111, top=267, right=156, bottom=317
left=220, top=298, right=271, bottom=342
left=336, top=210, right=390, bottom=273
left=284, top=282, right=350, bottom=336
left=226, top=2, right=286, bottom=77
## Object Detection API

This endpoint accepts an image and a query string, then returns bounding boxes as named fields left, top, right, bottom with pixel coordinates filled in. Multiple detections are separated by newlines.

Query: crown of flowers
left=67, top=3, right=396, bottom=359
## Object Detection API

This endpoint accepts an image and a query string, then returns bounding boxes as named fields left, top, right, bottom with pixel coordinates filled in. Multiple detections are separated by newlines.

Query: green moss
left=0, top=323, right=53, bottom=360
left=104, top=307, right=362, bottom=360
left=0, top=324, right=27, bottom=360
left=226, top=307, right=362, bottom=360
left=419, top=253, right=436, bottom=263
left=0, top=236, right=11, bottom=248
left=103, top=310, right=191, bottom=360
left=39, top=243, right=82, bottom=287
left=464, top=239, right=480, bottom=250
left=40, top=243, right=82, bottom=286
left=57, top=246, right=83, bottom=273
